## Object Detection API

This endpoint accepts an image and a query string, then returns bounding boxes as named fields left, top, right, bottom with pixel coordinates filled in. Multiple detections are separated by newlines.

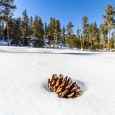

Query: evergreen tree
left=100, top=24, right=108, bottom=49
left=0, top=19, right=4, bottom=38
left=87, top=22, right=100, bottom=50
left=110, top=32, right=115, bottom=49
left=66, top=21, right=74, bottom=48
left=33, top=16, right=44, bottom=47
left=82, top=16, right=88, bottom=29
left=44, top=22, right=48, bottom=39
left=48, top=17, right=55, bottom=46
left=109, top=38, right=114, bottom=49
left=54, top=20, right=61, bottom=44
left=8, top=17, right=15, bottom=38
left=76, top=28, right=81, bottom=48
left=4, top=17, right=22, bottom=45
left=66, top=21, right=73, bottom=35
left=61, top=25, right=66, bottom=45
left=28, top=16, right=33, bottom=37
left=13, top=17, right=22, bottom=45
left=22, top=9, right=29, bottom=45
left=93, top=22, right=100, bottom=49
left=0, top=0, right=16, bottom=44
left=103, top=4, right=115, bottom=50
left=82, top=16, right=88, bottom=49
left=104, top=4, right=114, bottom=28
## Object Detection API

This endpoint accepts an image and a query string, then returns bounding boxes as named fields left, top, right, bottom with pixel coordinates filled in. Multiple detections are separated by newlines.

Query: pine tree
left=82, top=16, right=88, bottom=49
left=54, top=20, right=61, bottom=45
left=8, top=17, right=15, bottom=39
left=67, top=21, right=73, bottom=35
left=33, top=16, right=44, bottom=47
left=61, top=25, right=66, bottom=45
left=76, top=28, right=81, bottom=48
left=13, top=17, right=22, bottom=45
left=103, top=4, right=115, bottom=50
left=0, top=19, right=4, bottom=38
left=44, top=22, right=48, bottom=39
left=104, top=4, right=114, bottom=28
left=4, top=17, right=22, bottom=45
left=93, top=22, right=100, bottom=49
left=22, top=9, right=29, bottom=46
left=87, top=22, right=100, bottom=50
left=100, top=24, right=108, bottom=49
left=109, top=38, right=114, bottom=49
left=28, top=16, right=33, bottom=37
left=66, top=21, right=74, bottom=48
left=48, top=17, right=55, bottom=46
left=82, top=16, right=88, bottom=28
left=0, top=0, right=16, bottom=44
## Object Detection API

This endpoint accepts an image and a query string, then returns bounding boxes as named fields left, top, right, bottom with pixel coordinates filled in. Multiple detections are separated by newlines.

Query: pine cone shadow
left=43, top=81, right=52, bottom=92
left=75, top=80, right=87, bottom=92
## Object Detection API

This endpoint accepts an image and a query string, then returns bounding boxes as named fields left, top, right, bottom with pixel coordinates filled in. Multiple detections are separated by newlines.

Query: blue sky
left=13, top=0, right=115, bottom=33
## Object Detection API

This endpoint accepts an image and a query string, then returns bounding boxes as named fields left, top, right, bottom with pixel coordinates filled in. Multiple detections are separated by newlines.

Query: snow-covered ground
left=0, top=46, right=115, bottom=115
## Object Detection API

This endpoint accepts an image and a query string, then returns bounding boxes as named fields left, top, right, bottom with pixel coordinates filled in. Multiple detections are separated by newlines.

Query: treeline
left=0, top=0, right=115, bottom=50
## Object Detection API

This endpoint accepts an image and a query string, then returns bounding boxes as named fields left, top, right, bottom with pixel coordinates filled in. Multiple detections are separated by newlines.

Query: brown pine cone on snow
left=48, top=74, right=82, bottom=99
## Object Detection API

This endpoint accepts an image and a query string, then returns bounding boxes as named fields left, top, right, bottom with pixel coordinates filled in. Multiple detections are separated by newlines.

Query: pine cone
left=48, top=74, right=82, bottom=98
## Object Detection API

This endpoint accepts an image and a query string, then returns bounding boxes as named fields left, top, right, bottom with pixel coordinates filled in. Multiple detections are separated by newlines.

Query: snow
left=0, top=46, right=115, bottom=115
left=0, top=40, right=8, bottom=46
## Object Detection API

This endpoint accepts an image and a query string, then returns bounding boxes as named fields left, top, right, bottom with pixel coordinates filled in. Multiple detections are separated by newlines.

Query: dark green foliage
left=0, top=0, right=16, bottom=19
left=48, top=17, right=55, bottom=41
left=54, top=20, right=61, bottom=43
left=66, top=21, right=75, bottom=48
left=104, top=4, right=114, bottom=28
left=44, top=22, right=48, bottom=39
left=28, top=16, right=33, bottom=37
left=61, top=25, right=66, bottom=45
left=22, top=9, right=29, bottom=43
left=0, top=0, right=16, bottom=45
left=0, top=20, right=4, bottom=38
left=103, top=4, right=115, bottom=50
left=109, top=38, right=115, bottom=49
left=33, top=16, right=44, bottom=47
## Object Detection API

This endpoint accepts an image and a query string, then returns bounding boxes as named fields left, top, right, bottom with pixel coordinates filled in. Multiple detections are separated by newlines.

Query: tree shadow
left=61, top=52, right=99, bottom=56
left=0, top=48, right=100, bottom=56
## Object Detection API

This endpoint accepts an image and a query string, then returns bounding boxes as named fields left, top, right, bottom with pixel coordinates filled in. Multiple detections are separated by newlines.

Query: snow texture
left=0, top=46, right=115, bottom=115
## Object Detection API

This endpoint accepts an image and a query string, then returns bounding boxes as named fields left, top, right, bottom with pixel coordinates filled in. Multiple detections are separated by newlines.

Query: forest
left=0, top=0, right=115, bottom=50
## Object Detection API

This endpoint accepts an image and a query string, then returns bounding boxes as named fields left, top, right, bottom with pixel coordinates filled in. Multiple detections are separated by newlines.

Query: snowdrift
left=0, top=46, right=115, bottom=115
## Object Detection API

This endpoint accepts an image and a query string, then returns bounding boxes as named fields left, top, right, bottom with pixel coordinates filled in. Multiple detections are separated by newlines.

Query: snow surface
left=0, top=46, right=115, bottom=115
